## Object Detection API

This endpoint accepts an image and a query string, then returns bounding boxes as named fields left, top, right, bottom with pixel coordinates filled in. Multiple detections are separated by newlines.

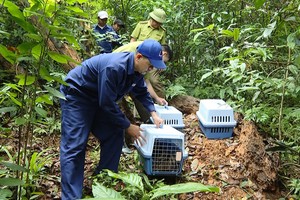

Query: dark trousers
left=60, top=87, right=123, bottom=200
left=131, top=72, right=165, bottom=123
left=131, top=94, right=151, bottom=123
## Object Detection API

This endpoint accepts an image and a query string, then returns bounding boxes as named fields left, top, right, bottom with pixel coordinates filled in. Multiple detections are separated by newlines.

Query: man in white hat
left=130, top=8, right=167, bottom=44
left=94, top=11, right=121, bottom=53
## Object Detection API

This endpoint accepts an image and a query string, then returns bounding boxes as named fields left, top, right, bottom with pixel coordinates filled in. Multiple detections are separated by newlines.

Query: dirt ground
left=1, top=112, right=290, bottom=199
left=177, top=112, right=285, bottom=200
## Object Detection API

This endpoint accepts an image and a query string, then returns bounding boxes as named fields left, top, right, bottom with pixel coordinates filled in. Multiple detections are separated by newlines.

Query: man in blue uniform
left=59, top=39, right=165, bottom=199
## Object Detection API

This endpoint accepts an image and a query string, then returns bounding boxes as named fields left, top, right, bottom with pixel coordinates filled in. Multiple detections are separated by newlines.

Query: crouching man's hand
left=150, top=111, right=164, bottom=128
left=126, top=124, right=146, bottom=145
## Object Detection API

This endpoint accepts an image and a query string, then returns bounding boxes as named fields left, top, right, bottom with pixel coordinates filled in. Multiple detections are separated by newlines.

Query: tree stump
left=168, top=95, right=200, bottom=114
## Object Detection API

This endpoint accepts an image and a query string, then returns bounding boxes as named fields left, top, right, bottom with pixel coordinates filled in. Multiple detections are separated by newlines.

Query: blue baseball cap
left=136, top=39, right=167, bottom=69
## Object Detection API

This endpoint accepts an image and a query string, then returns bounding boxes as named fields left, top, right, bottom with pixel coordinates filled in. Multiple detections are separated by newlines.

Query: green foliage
left=288, top=179, right=300, bottom=199
left=0, top=154, right=26, bottom=199
left=91, top=182, right=125, bottom=199
left=89, top=169, right=220, bottom=200
left=0, top=147, right=54, bottom=199
left=150, top=182, right=219, bottom=199
left=165, top=84, right=187, bottom=100
left=1, top=0, right=300, bottom=198
left=29, top=150, right=52, bottom=175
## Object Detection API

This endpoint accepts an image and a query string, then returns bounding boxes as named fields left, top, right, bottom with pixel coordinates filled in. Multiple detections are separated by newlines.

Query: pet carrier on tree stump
left=196, top=99, right=237, bottom=139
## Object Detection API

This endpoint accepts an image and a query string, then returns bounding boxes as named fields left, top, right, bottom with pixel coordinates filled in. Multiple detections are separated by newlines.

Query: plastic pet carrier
left=135, top=124, right=188, bottom=176
left=151, top=104, right=185, bottom=131
left=196, top=99, right=236, bottom=139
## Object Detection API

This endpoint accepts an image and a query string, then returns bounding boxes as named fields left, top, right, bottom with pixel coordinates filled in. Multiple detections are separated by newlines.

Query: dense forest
left=0, top=0, right=300, bottom=199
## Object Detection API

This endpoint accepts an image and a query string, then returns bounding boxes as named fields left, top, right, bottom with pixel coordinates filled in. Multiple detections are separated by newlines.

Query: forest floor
left=2, top=112, right=293, bottom=199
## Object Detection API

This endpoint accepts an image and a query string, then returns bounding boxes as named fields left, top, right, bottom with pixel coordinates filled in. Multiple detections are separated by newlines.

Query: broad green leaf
left=229, top=59, right=239, bottom=68
left=107, top=170, right=144, bottom=191
left=51, top=33, right=80, bottom=48
left=30, top=152, right=38, bottom=172
left=67, top=0, right=89, bottom=4
left=76, top=0, right=88, bottom=3
left=0, top=30, right=10, bottom=37
left=252, top=91, right=261, bottom=102
left=191, top=24, right=214, bottom=33
left=15, top=117, right=27, bottom=125
left=219, top=89, right=225, bottom=99
left=52, top=76, right=68, bottom=85
left=254, top=0, right=266, bottom=9
left=240, top=63, right=246, bottom=73
left=8, top=95, right=22, bottom=106
left=16, top=74, right=36, bottom=86
left=66, top=6, right=85, bottom=13
left=238, top=86, right=259, bottom=92
left=200, top=72, right=213, bottom=81
left=65, top=35, right=80, bottom=48
left=206, top=24, right=215, bottom=30
left=0, top=178, right=24, bottom=186
left=221, top=30, right=233, bottom=37
left=31, top=44, right=42, bottom=60
left=285, top=16, right=296, bottom=21
left=193, top=32, right=203, bottom=42
left=232, top=75, right=243, bottom=83
left=288, top=65, right=298, bottom=75
left=12, top=16, right=36, bottom=33
left=48, top=51, right=68, bottom=64
left=0, top=44, right=16, bottom=64
left=45, top=4, right=56, bottom=17
left=294, top=55, right=300, bottom=67
left=263, top=22, right=276, bottom=38
left=36, top=94, right=53, bottom=105
left=0, top=188, right=12, bottom=199
left=35, top=107, right=48, bottom=117
left=16, top=56, right=35, bottom=63
left=233, top=28, right=240, bottom=41
left=289, top=108, right=300, bottom=118
left=24, top=33, right=42, bottom=42
left=92, top=182, right=125, bottom=199
left=4, top=0, right=24, bottom=20
left=150, top=182, right=220, bottom=200
left=140, top=173, right=153, bottom=190
left=39, top=66, right=54, bottom=82
left=26, top=0, right=42, bottom=12
left=4, top=83, right=21, bottom=92
left=44, top=86, right=66, bottom=100
left=1, top=161, right=28, bottom=172
left=39, top=66, right=50, bottom=76
left=0, top=106, right=17, bottom=113
left=287, top=33, right=296, bottom=49
left=18, top=42, right=37, bottom=54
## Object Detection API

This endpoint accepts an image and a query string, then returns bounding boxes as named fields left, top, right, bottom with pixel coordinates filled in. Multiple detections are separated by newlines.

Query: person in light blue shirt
left=59, top=39, right=166, bottom=200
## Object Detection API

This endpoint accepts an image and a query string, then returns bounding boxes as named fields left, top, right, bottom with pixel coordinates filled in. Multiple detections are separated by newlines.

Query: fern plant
left=288, top=178, right=300, bottom=199
left=85, top=169, right=220, bottom=200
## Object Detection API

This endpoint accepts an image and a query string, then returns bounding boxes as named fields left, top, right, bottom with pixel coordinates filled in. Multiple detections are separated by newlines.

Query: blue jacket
left=64, top=52, right=155, bottom=129
left=94, top=24, right=120, bottom=53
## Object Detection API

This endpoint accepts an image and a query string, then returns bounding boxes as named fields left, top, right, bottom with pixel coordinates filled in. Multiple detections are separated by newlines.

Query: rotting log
left=168, top=95, right=200, bottom=114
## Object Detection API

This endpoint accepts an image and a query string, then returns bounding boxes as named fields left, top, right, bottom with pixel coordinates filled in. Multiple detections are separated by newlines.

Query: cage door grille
left=152, top=138, right=182, bottom=173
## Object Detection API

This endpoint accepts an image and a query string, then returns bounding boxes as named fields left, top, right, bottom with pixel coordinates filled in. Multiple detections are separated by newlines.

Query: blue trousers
left=60, top=87, right=124, bottom=200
